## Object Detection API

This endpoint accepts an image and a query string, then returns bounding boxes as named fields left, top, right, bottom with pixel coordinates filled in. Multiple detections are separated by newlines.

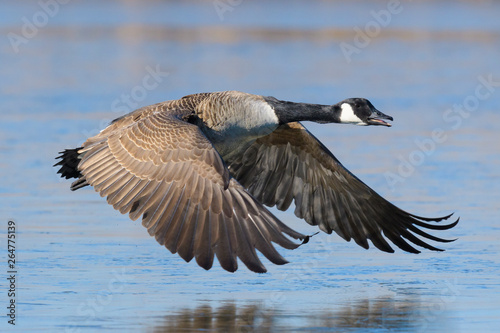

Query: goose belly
left=204, top=122, right=278, bottom=163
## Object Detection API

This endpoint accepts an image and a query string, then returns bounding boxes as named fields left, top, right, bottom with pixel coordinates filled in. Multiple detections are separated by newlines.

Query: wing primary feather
left=166, top=198, right=195, bottom=255
left=194, top=208, right=214, bottom=270
left=357, top=203, right=394, bottom=252
left=232, top=216, right=267, bottom=273
left=214, top=213, right=238, bottom=272
left=162, top=187, right=191, bottom=252
left=118, top=180, right=153, bottom=214
left=78, top=143, right=107, bottom=167
left=129, top=182, right=163, bottom=221
left=408, top=212, right=455, bottom=222
left=176, top=203, right=199, bottom=262
left=383, top=231, right=420, bottom=254
left=98, top=169, right=130, bottom=196
left=143, top=182, right=176, bottom=235
left=108, top=177, right=141, bottom=207
left=407, top=224, right=457, bottom=243
left=408, top=215, right=459, bottom=230
left=83, top=155, right=118, bottom=179
left=399, top=229, right=445, bottom=252
left=259, top=211, right=303, bottom=250
left=247, top=215, right=289, bottom=265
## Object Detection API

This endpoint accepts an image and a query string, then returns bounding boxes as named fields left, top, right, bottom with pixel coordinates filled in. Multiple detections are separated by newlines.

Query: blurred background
left=1, top=0, right=499, bottom=331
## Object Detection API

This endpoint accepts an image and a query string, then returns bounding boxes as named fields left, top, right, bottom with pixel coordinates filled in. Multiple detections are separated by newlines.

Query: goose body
left=55, top=91, right=458, bottom=273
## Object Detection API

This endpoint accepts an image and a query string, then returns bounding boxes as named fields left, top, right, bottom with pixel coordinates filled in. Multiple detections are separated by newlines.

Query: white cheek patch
left=340, top=103, right=363, bottom=124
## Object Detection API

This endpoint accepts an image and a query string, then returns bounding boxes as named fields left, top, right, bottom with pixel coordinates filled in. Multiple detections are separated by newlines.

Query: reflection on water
left=151, top=297, right=423, bottom=332
left=152, top=303, right=274, bottom=333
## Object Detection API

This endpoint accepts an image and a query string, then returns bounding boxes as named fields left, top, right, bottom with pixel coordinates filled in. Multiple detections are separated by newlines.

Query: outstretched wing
left=227, top=122, right=458, bottom=253
left=75, top=109, right=306, bottom=273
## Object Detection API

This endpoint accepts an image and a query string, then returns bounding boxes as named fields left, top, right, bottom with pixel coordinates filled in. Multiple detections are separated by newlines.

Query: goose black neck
left=263, top=96, right=340, bottom=125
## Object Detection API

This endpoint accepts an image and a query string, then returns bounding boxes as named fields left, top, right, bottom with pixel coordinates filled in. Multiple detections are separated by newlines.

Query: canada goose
left=55, top=91, right=458, bottom=273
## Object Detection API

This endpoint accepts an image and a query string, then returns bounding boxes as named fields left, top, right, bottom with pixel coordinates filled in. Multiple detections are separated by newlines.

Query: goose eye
left=355, top=103, right=360, bottom=108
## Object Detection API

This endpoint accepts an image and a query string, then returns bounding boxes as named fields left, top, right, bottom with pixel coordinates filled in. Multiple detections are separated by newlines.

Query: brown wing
left=227, top=122, right=458, bottom=253
left=76, top=109, right=306, bottom=273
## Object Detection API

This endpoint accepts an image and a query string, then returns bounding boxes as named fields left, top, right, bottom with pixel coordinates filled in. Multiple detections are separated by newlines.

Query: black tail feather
left=54, top=147, right=88, bottom=190
left=70, top=177, right=89, bottom=191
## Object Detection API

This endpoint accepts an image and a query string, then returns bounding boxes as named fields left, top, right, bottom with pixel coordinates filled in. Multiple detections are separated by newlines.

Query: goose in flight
left=55, top=91, right=458, bottom=273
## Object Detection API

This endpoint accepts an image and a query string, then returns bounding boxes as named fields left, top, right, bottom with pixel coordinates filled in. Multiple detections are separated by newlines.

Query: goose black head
left=338, top=98, right=393, bottom=127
